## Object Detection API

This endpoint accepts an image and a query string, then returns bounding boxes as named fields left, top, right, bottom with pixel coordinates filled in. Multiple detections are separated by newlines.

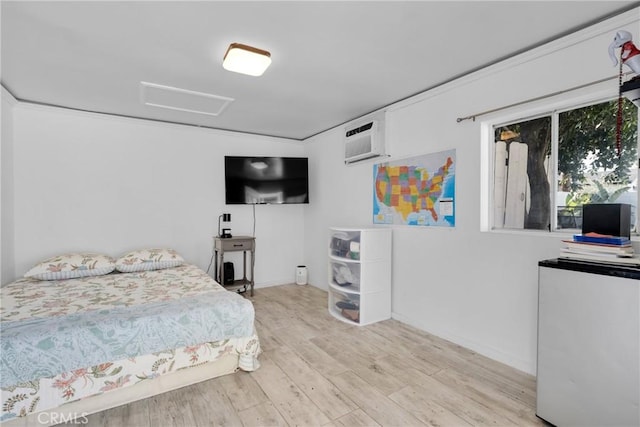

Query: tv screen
left=224, top=156, right=309, bottom=204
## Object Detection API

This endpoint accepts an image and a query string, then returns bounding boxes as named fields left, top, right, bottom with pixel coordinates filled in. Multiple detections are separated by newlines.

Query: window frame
left=480, top=83, right=640, bottom=236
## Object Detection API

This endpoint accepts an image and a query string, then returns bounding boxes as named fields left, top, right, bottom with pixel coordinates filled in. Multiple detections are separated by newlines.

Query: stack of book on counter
left=561, top=232, right=640, bottom=266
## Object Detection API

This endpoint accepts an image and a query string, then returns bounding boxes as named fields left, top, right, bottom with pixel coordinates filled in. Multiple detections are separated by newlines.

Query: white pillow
left=115, top=248, right=184, bottom=273
left=25, top=253, right=116, bottom=281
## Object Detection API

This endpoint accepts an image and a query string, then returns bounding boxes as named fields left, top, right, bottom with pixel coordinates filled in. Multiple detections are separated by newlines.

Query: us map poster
left=373, top=149, right=456, bottom=227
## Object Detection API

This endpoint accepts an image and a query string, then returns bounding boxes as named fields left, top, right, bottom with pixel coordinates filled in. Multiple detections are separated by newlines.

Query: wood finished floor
left=82, top=284, right=545, bottom=427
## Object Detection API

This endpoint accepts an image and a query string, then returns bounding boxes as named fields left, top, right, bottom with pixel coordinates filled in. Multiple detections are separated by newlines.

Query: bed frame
left=3, top=354, right=239, bottom=427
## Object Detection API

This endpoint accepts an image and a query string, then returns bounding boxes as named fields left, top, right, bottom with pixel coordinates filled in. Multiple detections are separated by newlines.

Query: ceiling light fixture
left=223, top=43, right=272, bottom=77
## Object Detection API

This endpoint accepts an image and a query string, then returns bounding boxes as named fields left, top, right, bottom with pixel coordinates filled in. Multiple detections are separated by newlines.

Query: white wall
left=1, top=88, right=16, bottom=284
left=6, top=103, right=306, bottom=286
left=303, top=9, right=640, bottom=374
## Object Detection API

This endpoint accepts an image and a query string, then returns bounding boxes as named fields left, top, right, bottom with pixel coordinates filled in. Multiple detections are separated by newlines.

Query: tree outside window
left=493, top=98, right=637, bottom=232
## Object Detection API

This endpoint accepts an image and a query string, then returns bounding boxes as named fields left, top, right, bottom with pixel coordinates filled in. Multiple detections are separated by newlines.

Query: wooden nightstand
left=213, top=236, right=255, bottom=296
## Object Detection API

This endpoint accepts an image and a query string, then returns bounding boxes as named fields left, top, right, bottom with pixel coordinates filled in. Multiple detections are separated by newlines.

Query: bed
left=0, top=251, right=260, bottom=426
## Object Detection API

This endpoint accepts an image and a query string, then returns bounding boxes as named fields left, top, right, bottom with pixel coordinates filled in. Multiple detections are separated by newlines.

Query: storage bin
left=329, top=260, right=360, bottom=291
left=330, top=231, right=361, bottom=260
left=329, top=289, right=360, bottom=324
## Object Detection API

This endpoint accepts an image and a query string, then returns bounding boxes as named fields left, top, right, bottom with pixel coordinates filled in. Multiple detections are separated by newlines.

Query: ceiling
left=2, top=1, right=639, bottom=140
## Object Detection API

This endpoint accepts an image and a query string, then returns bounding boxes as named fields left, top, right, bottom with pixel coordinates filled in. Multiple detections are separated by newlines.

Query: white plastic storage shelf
left=328, top=227, right=391, bottom=326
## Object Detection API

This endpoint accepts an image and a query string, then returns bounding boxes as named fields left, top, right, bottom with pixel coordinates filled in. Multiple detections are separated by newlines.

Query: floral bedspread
left=1, top=263, right=226, bottom=322
left=1, top=334, right=260, bottom=422
left=0, top=264, right=260, bottom=422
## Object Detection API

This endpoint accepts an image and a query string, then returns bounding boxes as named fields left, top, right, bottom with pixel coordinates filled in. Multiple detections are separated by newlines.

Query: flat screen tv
left=224, top=156, right=309, bottom=204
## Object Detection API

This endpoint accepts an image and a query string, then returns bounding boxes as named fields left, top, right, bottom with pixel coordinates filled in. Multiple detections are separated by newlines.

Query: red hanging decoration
left=610, top=30, right=640, bottom=158
left=616, top=51, right=623, bottom=157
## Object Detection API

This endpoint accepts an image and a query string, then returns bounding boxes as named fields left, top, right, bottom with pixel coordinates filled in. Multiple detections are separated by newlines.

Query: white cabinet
left=537, top=259, right=639, bottom=427
left=328, top=227, right=391, bottom=325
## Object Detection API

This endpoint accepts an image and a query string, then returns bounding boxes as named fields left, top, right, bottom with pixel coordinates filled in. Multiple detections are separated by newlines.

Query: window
left=491, top=97, right=638, bottom=233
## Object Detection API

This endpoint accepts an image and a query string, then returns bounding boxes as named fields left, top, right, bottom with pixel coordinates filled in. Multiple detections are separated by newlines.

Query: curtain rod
left=455, top=73, right=629, bottom=123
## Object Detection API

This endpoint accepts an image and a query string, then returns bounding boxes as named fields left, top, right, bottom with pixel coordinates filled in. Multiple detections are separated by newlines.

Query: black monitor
left=224, top=156, right=309, bottom=204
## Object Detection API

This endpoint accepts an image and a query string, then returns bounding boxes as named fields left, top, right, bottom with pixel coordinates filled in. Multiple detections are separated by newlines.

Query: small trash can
left=296, top=265, right=308, bottom=285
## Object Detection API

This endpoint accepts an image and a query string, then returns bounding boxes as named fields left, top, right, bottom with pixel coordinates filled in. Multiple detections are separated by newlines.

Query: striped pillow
left=115, top=248, right=184, bottom=273
left=25, top=253, right=116, bottom=281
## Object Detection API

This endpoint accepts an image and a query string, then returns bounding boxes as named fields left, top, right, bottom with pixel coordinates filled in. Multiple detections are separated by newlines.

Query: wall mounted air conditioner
left=344, top=113, right=386, bottom=164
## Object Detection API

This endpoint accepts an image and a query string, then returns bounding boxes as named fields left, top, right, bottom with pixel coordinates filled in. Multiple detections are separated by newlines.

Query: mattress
left=0, top=264, right=260, bottom=422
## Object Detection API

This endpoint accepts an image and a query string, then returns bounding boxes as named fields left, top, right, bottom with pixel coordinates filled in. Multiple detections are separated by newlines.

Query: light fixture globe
left=223, top=43, right=272, bottom=77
